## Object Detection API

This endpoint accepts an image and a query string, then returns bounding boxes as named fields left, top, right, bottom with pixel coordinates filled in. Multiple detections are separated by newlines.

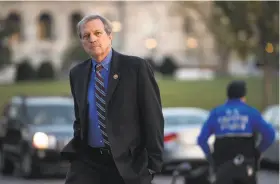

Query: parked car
left=0, top=96, right=74, bottom=178
left=261, top=104, right=279, bottom=166
left=162, top=107, right=213, bottom=171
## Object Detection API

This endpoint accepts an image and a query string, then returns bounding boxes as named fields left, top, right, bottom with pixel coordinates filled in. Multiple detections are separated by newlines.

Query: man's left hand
left=148, top=169, right=156, bottom=174
left=148, top=169, right=155, bottom=179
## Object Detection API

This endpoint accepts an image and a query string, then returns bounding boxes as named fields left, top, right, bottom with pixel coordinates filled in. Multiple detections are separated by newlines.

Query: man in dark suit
left=61, top=14, right=164, bottom=184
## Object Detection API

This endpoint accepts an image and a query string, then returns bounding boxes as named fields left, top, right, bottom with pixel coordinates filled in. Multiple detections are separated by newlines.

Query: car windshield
left=164, top=113, right=208, bottom=127
left=27, top=104, right=74, bottom=125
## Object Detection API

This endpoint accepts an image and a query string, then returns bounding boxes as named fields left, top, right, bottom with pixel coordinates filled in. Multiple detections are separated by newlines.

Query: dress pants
left=65, top=146, right=125, bottom=184
left=215, top=160, right=257, bottom=184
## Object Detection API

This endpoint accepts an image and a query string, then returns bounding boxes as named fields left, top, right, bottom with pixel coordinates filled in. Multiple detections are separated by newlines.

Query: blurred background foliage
left=0, top=1, right=278, bottom=110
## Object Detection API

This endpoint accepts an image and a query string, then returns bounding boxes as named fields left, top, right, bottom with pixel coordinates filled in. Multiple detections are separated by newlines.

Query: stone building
left=0, top=1, right=217, bottom=70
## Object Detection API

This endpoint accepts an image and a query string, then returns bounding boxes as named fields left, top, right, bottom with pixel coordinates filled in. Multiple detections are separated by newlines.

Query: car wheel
left=0, top=148, right=14, bottom=175
left=20, top=152, right=37, bottom=178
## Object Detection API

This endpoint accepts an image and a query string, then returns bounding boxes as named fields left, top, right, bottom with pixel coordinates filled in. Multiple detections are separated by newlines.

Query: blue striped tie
left=95, top=64, right=110, bottom=147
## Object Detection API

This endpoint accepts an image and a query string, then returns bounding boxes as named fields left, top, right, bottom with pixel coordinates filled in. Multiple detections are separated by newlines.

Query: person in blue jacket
left=197, top=80, right=275, bottom=184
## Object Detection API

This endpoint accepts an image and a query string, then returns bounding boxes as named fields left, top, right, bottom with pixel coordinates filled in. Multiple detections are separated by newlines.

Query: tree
left=159, top=56, right=178, bottom=76
left=173, top=2, right=279, bottom=108
left=171, top=2, right=237, bottom=75
left=215, top=2, right=278, bottom=63
left=15, top=60, right=36, bottom=82
left=214, top=1, right=279, bottom=108
left=37, top=61, right=55, bottom=80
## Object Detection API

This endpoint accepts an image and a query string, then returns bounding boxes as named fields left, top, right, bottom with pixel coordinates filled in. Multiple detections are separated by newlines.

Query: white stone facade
left=0, top=1, right=217, bottom=70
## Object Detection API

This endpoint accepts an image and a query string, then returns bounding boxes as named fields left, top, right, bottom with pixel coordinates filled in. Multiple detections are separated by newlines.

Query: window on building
left=70, top=12, right=82, bottom=38
left=37, top=13, right=53, bottom=40
left=5, top=12, right=22, bottom=43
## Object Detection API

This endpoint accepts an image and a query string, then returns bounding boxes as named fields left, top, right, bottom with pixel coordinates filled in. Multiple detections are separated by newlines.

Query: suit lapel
left=106, top=49, right=120, bottom=104
left=81, top=59, right=92, bottom=119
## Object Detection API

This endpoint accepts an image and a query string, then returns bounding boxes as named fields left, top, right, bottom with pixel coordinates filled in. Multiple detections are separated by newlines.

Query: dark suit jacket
left=61, top=50, right=164, bottom=183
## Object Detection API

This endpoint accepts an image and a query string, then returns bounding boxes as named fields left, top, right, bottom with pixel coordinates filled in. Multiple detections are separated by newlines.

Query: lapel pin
left=113, top=74, right=118, bottom=79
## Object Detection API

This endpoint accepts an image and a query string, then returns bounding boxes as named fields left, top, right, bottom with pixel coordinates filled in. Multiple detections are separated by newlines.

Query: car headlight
left=32, top=132, right=56, bottom=149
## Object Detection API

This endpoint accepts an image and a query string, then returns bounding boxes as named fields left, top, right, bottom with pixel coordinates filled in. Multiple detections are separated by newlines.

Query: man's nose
left=89, top=34, right=97, bottom=42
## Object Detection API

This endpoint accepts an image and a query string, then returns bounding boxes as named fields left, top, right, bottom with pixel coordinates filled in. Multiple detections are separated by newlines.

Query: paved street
left=0, top=170, right=278, bottom=184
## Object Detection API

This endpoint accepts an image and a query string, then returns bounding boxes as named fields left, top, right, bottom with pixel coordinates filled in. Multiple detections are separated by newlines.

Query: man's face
left=80, top=19, right=112, bottom=61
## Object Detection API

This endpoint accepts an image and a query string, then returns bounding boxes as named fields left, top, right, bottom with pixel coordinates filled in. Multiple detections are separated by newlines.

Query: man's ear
left=109, top=33, right=113, bottom=41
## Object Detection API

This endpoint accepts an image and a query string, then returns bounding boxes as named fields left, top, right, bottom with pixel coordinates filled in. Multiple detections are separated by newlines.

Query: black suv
left=0, top=96, right=74, bottom=178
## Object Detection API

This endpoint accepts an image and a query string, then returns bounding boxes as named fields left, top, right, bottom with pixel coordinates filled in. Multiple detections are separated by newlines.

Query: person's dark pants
left=64, top=146, right=125, bottom=184
left=215, top=160, right=257, bottom=184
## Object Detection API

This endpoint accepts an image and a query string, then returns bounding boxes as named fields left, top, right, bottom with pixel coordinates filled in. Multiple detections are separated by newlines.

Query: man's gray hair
left=76, top=14, right=113, bottom=39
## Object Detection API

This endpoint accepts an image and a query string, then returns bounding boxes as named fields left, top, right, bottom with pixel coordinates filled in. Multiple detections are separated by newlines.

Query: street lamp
left=185, top=37, right=198, bottom=49
left=112, top=21, right=122, bottom=33
left=145, top=38, right=157, bottom=50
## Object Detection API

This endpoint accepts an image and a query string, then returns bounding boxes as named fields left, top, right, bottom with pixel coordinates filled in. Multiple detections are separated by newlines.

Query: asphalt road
left=0, top=170, right=278, bottom=184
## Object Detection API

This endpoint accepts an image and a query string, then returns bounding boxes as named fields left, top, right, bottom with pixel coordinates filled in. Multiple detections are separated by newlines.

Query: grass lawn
left=158, top=77, right=278, bottom=110
left=0, top=76, right=278, bottom=111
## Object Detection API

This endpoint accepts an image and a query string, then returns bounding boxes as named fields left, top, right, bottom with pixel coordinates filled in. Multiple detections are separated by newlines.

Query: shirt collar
left=92, top=49, right=112, bottom=71
left=226, top=99, right=243, bottom=103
